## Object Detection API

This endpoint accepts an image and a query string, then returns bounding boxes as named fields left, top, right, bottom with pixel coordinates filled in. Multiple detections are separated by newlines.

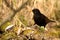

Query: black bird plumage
left=32, top=9, right=54, bottom=27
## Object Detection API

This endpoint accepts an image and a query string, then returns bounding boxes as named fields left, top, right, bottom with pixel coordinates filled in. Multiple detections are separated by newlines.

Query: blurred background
left=0, top=0, right=60, bottom=40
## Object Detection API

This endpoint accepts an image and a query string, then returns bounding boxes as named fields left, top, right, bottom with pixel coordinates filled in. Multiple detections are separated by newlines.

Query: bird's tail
left=50, top=20, right=56, bottom=22
left=51, top=20, right=55, bottom=22
left=50, top=20, right=55, bottom=22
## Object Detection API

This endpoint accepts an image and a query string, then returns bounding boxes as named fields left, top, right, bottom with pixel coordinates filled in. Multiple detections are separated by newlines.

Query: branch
left=0, top=0, right=28, bottom=27
left=10, top=0, right=29, bottom=20
left=4, top=0, right=15, bottom=11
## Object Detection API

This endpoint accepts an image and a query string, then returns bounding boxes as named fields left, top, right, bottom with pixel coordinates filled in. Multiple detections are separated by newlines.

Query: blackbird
left=32, top=9, right=54, bottom=27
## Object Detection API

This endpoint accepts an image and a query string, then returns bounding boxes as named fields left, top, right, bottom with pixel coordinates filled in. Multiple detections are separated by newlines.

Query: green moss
left=51, top=32, right=58, bottom=37
left=0, top=21, right=11, bottom=31
left=50, top=30, right=59, bottom=37
left=1, top=32, right=16, bottom=40
left=39, top=26, right=45, bottom=32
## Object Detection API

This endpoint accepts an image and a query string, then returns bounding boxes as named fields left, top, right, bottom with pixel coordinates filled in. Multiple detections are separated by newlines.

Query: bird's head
left=32, top=9, right=42, bottom=15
